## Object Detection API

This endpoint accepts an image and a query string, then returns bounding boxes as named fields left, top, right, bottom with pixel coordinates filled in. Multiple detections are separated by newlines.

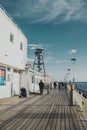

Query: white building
left=29, top=69, right=52, bottom=92
left=0, top=5, right=28, bottom=98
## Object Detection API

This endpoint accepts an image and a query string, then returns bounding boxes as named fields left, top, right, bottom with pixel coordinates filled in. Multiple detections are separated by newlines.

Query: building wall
left=20, top=70, right=29, bottom=97
left=29, top=70, right=52, bottom=92
left=0, top=65, right=20, bottom=98
left=0, top=6, right=27, bottom=99
left=0, top=7, right=27, bottom=69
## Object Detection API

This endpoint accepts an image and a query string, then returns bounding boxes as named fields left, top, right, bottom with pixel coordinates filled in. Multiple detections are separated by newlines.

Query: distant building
left=29, top=69, right=52, bottom=92
left=0, top=5, right=28, bottom=98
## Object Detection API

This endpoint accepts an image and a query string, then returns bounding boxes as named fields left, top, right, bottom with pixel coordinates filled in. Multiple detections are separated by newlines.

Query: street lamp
left=64, top=69, right=70, bottom=83
left=64, top=73, right=68, bottom=82
left=70, top=58, right=76, bottom=106
left=67, top=69, right=70, bottom=72
left=67, top=69, right=70, bottom=83
left=71, top=58, right=76, bottom=83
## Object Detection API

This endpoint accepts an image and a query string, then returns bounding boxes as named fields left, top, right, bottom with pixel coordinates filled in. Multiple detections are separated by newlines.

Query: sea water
left=75, top=82, right=87, bottom=92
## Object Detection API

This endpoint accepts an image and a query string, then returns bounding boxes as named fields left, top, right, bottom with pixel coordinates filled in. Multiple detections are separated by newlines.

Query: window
left=20, top=42, right=23, bottom=50
left=7, top=67, right=11, bottom=71
left=10, top=33, right=14, bottom=43
left=0, top=66, right=6, bottom=85
left=13, top=69, right=17, bottom=73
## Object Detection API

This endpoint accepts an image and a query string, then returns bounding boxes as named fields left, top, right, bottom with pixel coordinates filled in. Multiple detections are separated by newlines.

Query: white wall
left=0, top=66, right=20, bottom=98
left=0, top=7, right=27, bottom=70
left=20, top=70, right=29, bottom=97
left=0, top=6, right=27, bottom=98
left=28, top=70, right=52, bottom=92
left=73, top=90, right=82, bottom=106
left=12, top=71, right=20, bottom=95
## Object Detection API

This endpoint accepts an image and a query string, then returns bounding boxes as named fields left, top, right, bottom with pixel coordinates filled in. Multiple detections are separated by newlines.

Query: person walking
left=39, top=80, right=44, bottom=94
left=58, top=82, right=61, bottom=91
left=53, top=82, right=57, bottom=89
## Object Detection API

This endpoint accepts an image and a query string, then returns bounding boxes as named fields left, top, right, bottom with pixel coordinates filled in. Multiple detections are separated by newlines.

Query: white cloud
left=45, top=56, right=53, bottom=63
left=28, top=43, right=44, bottom=50
left=8, top=0, right=87, bottom=23
left=56, top=60, right=61, bottom=64
left=27, top=43, right=52, bottom=50
left=46, top=51, right=51, bottom=54
left=69, top=49, right=77, bottom=54
left=46, top=56, right=53, bottom=60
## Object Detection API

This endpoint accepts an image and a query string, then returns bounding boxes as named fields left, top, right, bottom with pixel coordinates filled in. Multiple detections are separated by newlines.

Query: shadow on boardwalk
left=0, top=89, right=87, bottom=130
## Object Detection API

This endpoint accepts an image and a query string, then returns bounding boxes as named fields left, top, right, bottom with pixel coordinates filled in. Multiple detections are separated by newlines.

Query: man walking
left=39, top=80, right=44, bottom=94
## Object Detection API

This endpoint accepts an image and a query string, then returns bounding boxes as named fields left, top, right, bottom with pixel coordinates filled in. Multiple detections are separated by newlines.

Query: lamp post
left=71, top=58, right=76, bottom=83
left=67, top=69, right=71, bottom=83
left=70, top=58, right=76, bottom=106
left=64, top=69, right=70, bottom=83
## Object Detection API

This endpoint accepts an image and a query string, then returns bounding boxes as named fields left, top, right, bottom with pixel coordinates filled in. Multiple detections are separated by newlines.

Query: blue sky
left=0, top=0, right=87, bottom=81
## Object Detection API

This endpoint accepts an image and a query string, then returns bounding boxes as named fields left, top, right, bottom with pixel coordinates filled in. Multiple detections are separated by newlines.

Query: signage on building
left=0, top=66, right=6, bottom=85
left=25, top=64, right=31, bottom=69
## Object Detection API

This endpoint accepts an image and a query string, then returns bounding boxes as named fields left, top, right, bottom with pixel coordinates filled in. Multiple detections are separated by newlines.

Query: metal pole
left=70, top=58, right=76, bottom=106
left=70, top=84, right=73, bottom=106
left=71, top=58, right=76, bottom=83
left=67, top=69, right=70, bottom=82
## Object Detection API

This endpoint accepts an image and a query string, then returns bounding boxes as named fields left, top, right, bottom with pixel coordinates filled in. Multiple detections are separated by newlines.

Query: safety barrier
left=73, top=88, right=87, bottom=119
left=67, top=84, right=87, bottom=119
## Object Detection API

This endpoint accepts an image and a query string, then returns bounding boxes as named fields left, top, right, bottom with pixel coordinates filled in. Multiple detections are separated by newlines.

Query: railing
left=44, top=83, right=52, bottom=94
left=66, top=84, right=87, bottom=119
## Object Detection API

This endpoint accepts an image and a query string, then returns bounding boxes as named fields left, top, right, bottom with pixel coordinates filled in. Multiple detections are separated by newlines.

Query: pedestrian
left=53, top=82, right=57, bottom=89
left=39, top=80, right=44, bottom=94
left=58, top=82, right=61, bottom=91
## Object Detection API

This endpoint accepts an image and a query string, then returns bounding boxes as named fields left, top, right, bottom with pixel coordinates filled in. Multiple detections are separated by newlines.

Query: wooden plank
left=55, top=92, right=62, bottom=130
left=73, top=105, right=87, bottom=130
left=17, top=105, right=43, bottom=130
left=0, top=89, right=87, bottom=130
left=35, top=102, right=51, bottom=130
left=45, top=104, right=56, bottom=130
left=64, top=105, right=71, bottom=130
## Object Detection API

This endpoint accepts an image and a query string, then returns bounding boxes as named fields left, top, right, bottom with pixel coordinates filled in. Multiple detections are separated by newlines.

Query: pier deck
left=0, top=89, right=87, bottom=130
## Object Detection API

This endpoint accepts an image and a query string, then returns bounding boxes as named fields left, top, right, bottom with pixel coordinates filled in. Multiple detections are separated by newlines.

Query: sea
left=75, top=82, right=87, bottom=93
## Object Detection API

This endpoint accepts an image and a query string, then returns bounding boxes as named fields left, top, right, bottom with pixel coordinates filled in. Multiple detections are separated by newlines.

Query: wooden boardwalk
left=0, top=89, right=87, bottom=130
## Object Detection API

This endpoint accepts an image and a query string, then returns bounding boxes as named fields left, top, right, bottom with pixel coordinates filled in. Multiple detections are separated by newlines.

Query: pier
left=0, top=89, right=87, bottom=130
